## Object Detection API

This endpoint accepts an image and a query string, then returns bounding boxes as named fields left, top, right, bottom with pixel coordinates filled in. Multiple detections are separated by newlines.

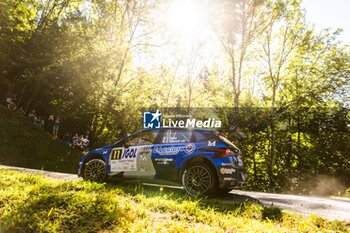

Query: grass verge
left=1, top=169, right=349, bottom=233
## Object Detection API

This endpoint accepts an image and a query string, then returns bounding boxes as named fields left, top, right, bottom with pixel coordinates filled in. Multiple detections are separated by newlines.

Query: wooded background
left=1, top=0, right=349, bottom=193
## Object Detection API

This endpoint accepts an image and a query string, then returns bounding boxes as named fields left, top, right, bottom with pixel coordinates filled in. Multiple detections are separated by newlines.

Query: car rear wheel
left=83, top=159, right=106, bottom=182
left=182, top=163, right=217, bottom=197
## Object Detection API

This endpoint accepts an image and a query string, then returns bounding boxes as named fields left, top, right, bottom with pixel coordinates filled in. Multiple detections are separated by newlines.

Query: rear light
left=207, top=148, right=232, bottom=158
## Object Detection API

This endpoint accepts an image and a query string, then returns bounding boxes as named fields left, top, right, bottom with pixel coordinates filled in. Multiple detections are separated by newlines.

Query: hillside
left=0, top=106, right=82, bottom=173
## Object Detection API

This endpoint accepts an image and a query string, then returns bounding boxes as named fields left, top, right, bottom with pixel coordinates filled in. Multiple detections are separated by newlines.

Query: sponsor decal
left=154, top=146, right=182, bottom=155
left=154, top=144, right=196, bottom=155
left=122, top=148, right=137, bottom=159
left=220, top=167, right=236, bottom=174
left=221, top=162, right=233, bottom=166
left=185, top=144, right=195, bottom=153
left=103, top=150, right=108, bottom=154
left=137, top=147, right=154, bottom=173
left=111, top=148, right=137, bottom=160
left=143, top=110, right=161, bottom=129
left=223, top=177, right=234, bottom=181
left=110, top=148, right=138, bottom=172
left=208, top=140, right=216, bottom=147
left=143, top=109, right=221, bottom=129
left=155, top=158, right=174, bottom=165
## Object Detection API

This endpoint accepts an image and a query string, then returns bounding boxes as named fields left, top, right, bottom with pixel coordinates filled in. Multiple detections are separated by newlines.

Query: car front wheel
left=83, top=159, right=107, bottom=182
left=182, top=163, right=217, bottom=197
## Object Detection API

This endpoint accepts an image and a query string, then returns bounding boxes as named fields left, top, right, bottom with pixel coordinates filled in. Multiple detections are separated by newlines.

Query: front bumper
left=77, top=162, right=83, bottom=177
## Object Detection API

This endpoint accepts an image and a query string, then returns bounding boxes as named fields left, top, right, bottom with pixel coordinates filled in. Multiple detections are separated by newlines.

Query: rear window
left=160, top=129, right=192, bottom=143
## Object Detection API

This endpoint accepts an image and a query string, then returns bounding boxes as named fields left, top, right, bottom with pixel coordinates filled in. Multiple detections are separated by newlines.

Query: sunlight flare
left=166, top=0, right=204, bottom=38
left=165, top=0, right=209, bottom=48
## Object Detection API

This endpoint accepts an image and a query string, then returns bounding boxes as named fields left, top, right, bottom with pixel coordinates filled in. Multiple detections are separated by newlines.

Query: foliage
left=346, top=188, right=350, bottom=198
left=262, top=206, right=283, bottom=221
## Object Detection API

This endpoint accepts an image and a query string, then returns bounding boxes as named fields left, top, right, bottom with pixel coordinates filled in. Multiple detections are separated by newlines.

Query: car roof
left=112, top=127, right=217, bottom=146
left=142, top=127, right=216, bottom=133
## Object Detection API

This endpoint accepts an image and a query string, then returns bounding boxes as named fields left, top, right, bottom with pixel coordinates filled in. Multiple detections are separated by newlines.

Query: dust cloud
left=296, top=175, right=346, bottom=196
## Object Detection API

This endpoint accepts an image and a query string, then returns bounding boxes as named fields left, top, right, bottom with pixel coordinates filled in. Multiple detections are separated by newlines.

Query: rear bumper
left=217, top=166, right=248, bottom=189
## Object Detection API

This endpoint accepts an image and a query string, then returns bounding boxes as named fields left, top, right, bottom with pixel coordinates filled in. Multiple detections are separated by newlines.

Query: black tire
left=182, top=163, right=217, bottom=197
left=82, top=159, right=107, bottom=182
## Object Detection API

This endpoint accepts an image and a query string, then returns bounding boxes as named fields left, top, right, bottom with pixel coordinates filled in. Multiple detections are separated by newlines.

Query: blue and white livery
left=78, top=128, right=247, bottom=196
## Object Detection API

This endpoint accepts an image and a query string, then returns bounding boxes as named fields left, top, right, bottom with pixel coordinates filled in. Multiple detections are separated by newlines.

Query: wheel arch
left=82, top=153, right=106, bottom=168
left=179, top=156, right=218, bottom=182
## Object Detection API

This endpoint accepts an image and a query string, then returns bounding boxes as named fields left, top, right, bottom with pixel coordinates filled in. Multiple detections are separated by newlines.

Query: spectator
left=63, top=133, right=71, bottom=146
left=10, top=95, right=17, bottom=110
left=34, top=116, right=42, bottom=127
left=6, top=97, right=12, bottom=109
left=28, top=110, right=36, bottom=123
left=6, top=95, right=17, bottom=110
left=77, top=135, right=84, bottom=149
left=72, top=133, right=79, bottom=147
left=53, top=116, right=60, bottom=136
left=46, top=115, right=54, bottom=133
left=63, top=133, right=70, bottom=141
left=72, top=135, right=86, bottom=150
left=39, top=117, right=45, bottom=128
left=82, top=135, right=90, bottom=149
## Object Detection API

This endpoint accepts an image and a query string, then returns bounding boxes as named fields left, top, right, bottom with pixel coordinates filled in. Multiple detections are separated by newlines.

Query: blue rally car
left=78, top=128, right=248, bottom=196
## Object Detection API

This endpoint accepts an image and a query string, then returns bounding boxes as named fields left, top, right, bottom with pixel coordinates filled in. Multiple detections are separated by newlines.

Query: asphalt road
left=229, top=190, right=350, bottom=221
left=1, top=165, right=350, bottom=222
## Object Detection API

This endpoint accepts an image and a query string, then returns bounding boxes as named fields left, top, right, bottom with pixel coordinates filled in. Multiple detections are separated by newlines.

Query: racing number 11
left=112, top=150, right=121, bottom=160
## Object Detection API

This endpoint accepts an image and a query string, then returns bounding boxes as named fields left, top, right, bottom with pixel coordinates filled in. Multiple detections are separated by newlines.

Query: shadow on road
left=214, top=192, right=263, bottom=205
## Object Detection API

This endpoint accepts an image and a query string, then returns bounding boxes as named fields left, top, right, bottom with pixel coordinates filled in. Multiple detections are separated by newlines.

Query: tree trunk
left=269, top=86, right=277, bottom=191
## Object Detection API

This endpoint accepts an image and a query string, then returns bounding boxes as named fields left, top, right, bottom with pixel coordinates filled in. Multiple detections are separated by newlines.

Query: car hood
left=90, top=145, right=112, bottom=154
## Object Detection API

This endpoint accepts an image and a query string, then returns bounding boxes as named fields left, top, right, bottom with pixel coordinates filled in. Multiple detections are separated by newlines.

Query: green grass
left=0, top=169, right=349, bottom=233
left=0, top=106, right=82, bottom=173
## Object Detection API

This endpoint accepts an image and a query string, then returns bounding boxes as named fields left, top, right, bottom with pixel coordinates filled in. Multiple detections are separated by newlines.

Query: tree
left=257, top=0, right=307, bottom=190
left=211, top=0, right=265, bottom=108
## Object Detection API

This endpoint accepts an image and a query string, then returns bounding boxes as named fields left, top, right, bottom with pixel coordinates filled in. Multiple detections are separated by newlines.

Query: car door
left=152, top=129, right=195, bottom=181
left=109, top=130, right=158, bottom=178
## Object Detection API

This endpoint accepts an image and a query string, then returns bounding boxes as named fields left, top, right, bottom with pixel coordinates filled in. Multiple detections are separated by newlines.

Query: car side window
left=160, top=129, right=192, bottom=143
left=125, top=130, right=158, bottom=147
left=193, top=131, right=209, bottom=142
